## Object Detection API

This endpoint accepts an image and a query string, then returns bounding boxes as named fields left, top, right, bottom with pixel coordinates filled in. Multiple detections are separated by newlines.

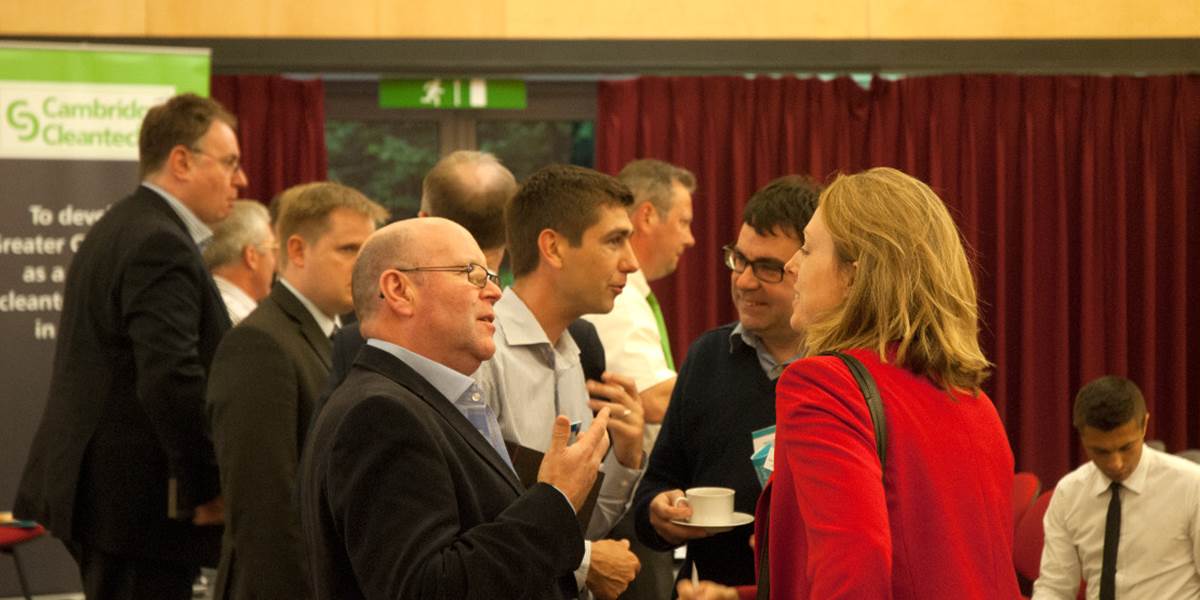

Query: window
left=325, top=79, right=597, bottom=219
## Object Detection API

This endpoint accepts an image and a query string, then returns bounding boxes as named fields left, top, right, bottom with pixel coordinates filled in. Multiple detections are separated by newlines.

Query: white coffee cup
left=674, top=486, right=735, bottom=525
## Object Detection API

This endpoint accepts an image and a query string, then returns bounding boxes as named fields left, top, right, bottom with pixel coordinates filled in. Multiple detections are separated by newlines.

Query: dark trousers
left=66, top=541, right=198, bottom=600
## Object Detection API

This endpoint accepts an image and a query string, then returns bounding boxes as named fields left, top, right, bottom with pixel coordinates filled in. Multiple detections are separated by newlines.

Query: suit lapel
left=270, top=283, right=333, bottom=370
left=356, top=346, right=524, bottom=494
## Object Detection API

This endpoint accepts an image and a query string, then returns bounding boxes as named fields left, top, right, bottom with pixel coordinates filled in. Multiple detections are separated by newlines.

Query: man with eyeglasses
left=204, top=200, right=278, bottom=324
left=300, top=216, right=612, bottom=600
left=631, top=175, right=822, bottom=589
left=205, top=182, right=386, bottom=600
left=15, top=94, right=246, bottom=600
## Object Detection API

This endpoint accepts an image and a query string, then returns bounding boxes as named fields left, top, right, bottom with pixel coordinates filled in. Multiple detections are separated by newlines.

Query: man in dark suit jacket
left=301, top=217, right=613, bottom=600
left=206, top=182, right=385, bottom=600
left=14, top=94, right=246, bottom=599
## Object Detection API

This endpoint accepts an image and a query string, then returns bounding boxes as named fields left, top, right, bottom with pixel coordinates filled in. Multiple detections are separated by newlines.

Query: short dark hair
left=421, top=151, right=516, bottom=251
left=743, top=175, right=822, bottom=241
left=617, top=159, right=696, bottom=216
left=138, top=93, right=237, bottom=178
left=1073, top=375, right=1147, bottom=431
left=506, top=164, right=633, bottom=278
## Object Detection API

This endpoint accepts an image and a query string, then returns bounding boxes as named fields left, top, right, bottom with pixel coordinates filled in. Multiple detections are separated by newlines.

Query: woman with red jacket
left=681, top=167, right=1019, bottom=600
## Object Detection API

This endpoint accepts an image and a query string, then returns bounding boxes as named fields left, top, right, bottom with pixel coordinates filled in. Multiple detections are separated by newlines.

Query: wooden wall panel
left=144, top=0, right=380, bottom=37
left=2, top=0, right=1197, bottom=39
left=870, top=0, right=1200, bottom=39
left=6, top=0, right=146, bottom=36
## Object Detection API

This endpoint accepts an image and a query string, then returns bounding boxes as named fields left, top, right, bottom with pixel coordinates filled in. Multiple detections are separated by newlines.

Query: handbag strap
left=821, top=351, right=887, bottom=475
left=755, top=351, right=888, bottom=600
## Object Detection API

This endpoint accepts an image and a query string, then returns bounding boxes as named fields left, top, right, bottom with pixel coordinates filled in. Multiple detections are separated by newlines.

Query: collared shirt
left=473, top=288, right=645, bottom=590
left=583, top=269, right=677, bottom=392
left=364, top=339, right=512, bottom=467
left=140, top=182, right=212, bottom=247
left=278, top=278, right=339, bottom=338
left=730, top=322, right=796, bottom=380
left=213, top=275, right=258, bottom=325
left=1033, top=446, right=1200, bottom=600
left=583, top=269, right=676, bottom=451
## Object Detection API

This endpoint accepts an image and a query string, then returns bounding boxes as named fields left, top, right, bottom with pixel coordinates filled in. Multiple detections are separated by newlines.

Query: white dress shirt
left=1033, top=445, right=1200, bottom=600
left=582, top=269, right=675, bottom=451
left=213, top=275, right=258, bottom=325
left=473, top=288, right=645, bottom=590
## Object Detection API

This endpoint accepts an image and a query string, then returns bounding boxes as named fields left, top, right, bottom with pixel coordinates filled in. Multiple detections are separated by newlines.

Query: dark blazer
left=14, top=185, right=230, bottom=564
left=206, top=282, right=332, bottom=600
left=300, top=345, right=584, bottom=600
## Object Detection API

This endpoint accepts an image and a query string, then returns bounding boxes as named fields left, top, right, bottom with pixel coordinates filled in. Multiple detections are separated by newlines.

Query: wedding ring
left=621, top=408, right=632, bottom=418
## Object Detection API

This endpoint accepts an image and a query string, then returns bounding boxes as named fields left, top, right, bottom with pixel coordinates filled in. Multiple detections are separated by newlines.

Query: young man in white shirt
left=1034, top=375, right=1200, bottom=600
left=473, top=164, right=647, bottom=599
left=582, top=158, right=696, bottom=600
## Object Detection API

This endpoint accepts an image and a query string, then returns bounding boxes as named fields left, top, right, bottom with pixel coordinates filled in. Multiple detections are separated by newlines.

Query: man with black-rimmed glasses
left=631, top=175, right=822, bottom=589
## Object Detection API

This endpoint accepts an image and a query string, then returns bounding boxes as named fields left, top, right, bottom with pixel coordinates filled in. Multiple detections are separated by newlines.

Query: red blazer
left=754, top=349, right=1019, bottom=599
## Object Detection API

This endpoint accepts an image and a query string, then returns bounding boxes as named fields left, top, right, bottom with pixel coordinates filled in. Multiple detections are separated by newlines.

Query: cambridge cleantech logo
left=0, top=81, right=174, bottom=161
left=6, top=99, right=39, bottom=141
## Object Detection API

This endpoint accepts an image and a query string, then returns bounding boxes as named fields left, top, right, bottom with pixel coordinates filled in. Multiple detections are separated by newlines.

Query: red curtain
left=211, top=75, right=328, bottom=202
left=596, top=75, right=1200, bottom=485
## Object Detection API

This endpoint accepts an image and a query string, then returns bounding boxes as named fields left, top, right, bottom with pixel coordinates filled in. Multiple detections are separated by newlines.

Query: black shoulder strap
left=822, top=351, right=887, bottom=476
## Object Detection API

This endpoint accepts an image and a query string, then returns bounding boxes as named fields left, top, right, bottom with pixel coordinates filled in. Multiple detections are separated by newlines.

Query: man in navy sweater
left=632, top=175, right=821, bottom=588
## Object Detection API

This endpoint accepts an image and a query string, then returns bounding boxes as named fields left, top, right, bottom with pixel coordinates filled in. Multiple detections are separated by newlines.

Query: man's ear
left=537, top=229, right=566, bottom=270
left=285, top=234, right=307, bottom=268
left=164, top=145, right=194, bottom=181
left=632, top=201, right=658, bottom=232
left=242, top=244, right=259, bottom=269
left=378, top=270, right=416, bottom=317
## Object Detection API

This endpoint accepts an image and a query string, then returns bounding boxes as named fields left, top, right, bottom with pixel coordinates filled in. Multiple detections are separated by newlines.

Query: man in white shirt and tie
left=1034, top=375, right=1200, bottom=600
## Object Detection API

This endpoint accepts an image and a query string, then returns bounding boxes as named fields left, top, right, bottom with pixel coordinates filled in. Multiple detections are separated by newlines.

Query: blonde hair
left=802, top=167, right=990, bottom=392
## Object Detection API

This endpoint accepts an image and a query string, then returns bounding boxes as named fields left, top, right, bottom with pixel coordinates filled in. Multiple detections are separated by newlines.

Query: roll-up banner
left=0, top=41, right=210, bottom=596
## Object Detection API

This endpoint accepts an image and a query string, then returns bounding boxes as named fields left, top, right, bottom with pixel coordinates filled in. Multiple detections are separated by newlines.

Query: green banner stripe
left=0, top=46, right=210, bottom=94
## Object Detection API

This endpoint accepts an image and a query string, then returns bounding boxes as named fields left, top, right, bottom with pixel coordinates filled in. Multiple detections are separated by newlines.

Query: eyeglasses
left=188, top=146, right=242, bottom=174
left=722, top=244, right=786, bottom=283
left=394, top=263, right=501, bottom=289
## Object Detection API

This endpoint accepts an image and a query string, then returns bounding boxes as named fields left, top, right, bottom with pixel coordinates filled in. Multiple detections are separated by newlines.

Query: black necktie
left=1100, top=481, right=1121, bottom=600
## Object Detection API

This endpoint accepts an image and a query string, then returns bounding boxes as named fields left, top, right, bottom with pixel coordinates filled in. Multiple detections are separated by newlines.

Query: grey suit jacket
left=207, top=282, right=332, bottom=600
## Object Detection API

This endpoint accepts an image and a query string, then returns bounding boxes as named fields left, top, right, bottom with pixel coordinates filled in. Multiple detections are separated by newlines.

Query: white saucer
left=670, top=511, right=754, bottom=534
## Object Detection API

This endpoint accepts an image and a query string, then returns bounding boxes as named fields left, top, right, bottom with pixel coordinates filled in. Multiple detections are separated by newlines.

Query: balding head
left=420, top=151, right=516, bottom=252
left=353, top=218, right=501, bottom=374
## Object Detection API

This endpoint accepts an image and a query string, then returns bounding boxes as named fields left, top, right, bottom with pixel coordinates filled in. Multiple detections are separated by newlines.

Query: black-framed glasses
left=188, top=146, right=242, bottom=174
left=395, top=263, right=501, bottom=289
left=722, top=244, right=786, bottom=283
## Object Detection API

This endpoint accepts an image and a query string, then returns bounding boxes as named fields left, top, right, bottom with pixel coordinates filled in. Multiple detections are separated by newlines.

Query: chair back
left=1011, top=472, right=1041, bottom=533
left=1013, top=489, right=1053, bottom=582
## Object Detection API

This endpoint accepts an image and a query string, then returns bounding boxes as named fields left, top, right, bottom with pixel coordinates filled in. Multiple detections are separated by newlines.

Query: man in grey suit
left=301, top=217, right=611, bottom=599
left=205, top=182, right=386, bottom=600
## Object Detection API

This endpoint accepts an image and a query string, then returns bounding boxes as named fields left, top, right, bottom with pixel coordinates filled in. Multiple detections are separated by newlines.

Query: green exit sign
left=379, top=79, right=527, bottom=110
